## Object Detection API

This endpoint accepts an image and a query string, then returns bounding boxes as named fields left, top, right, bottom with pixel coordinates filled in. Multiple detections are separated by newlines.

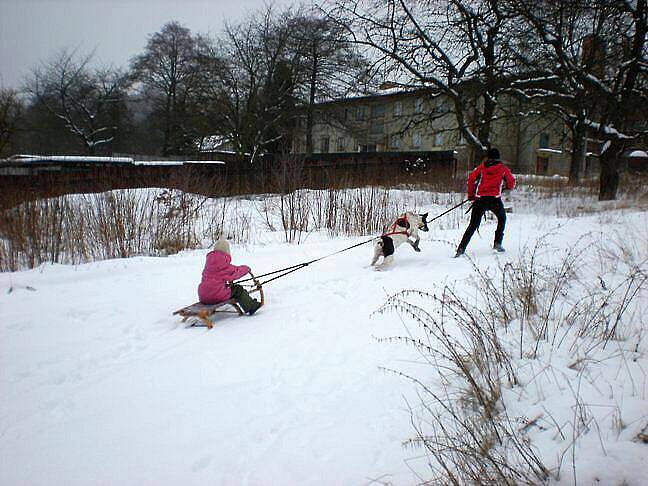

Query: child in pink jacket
left=198, top=239, right=261, bottom=315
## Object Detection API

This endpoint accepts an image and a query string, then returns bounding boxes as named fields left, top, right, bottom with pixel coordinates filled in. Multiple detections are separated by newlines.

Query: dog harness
left=382, top=215, right=411, bottom=237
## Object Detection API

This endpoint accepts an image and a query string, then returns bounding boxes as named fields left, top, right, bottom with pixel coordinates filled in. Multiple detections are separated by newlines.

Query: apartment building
left=293, top=87, right=594, bottom=177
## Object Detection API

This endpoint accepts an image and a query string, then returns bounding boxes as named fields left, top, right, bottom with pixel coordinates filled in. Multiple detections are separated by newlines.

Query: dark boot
left=230, top=284, right=260, bottom=314
left=493, top=243, right=505, bottom=252
left=454, top=247, right=465, bottom=258
left=247, top=301, right=262, bottom=315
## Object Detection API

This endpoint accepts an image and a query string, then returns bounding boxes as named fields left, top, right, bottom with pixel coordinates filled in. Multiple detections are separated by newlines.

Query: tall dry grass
left=378, top=231, right=647, bottom=484
left=0, top=189, right=214, bottom=271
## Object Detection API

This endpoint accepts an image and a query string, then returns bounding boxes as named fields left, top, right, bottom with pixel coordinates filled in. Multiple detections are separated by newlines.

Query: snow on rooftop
left=5, top=155, right=226, bottom=166
left=8, top=155, right=134, bottom=163
left=132, top=160, right=225, bottom=166
left=185, top=160, right=226, bottom=165
left=132, top=161, right=184, bottom=166
left=628, top=150, right=648, bottom=158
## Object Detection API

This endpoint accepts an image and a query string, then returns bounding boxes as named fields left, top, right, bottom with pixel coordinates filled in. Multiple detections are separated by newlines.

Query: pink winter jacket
left=197, top=250, right=250, bottom=304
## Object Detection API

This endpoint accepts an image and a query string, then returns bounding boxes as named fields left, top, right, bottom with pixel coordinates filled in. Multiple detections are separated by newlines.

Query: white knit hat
left=213, top=238, right=231, bottom=255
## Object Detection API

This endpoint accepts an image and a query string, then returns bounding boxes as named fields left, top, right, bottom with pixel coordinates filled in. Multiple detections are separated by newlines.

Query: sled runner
left=173, top=272, right=264, bottom=329
left=173, top=300, right=245, bottom=329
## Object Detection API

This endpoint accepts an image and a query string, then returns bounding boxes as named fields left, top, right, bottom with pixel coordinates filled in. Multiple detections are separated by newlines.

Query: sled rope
left=236, top=238, right=375, bottom=287
left=237, top=199, right=468, bottom=287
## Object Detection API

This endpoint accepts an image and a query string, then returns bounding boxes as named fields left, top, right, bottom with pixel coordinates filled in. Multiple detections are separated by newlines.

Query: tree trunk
left=306, top=104, right=314, bottom=156
left=568, top=117, right=587, bottom=185
left=598, top=140, right=622, bottom=200
left=306, top=47, right=318, bottom=156
left=478, top=93, right=494, bottom=157
left=476, top=29, right=496, bottom=164
left=163, top=93, right=172, bottom=156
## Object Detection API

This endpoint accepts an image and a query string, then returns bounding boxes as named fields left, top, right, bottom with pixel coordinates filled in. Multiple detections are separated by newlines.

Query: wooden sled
left=173, top=272, right=264, bottom=329
left=173, top=299, right=245, bottom=329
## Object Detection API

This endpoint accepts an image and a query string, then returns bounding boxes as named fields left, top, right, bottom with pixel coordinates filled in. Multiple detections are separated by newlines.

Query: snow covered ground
left=1, top=191, right=646, bottom=485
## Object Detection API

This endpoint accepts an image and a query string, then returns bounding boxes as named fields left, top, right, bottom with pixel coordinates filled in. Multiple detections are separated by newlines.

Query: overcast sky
left=0, top=0, right=297, bottom=89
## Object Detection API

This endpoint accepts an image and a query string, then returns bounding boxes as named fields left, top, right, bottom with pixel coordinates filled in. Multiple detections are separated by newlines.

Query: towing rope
left=236, top=199, right=468, bottom=288
left=235, top=237, right=374, bottom=287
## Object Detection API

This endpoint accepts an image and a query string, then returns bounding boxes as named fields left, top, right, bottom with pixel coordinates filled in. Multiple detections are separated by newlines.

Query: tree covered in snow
left=26, top=50, right=128, bottom=156
left=325, top=0, right=521, bottom=162
left=509, top=0, right=648, bottom=199
left=324, top=0, right=646, bottom=197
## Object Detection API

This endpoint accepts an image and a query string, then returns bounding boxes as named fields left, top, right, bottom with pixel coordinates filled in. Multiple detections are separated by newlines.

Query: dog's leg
left=408, top=235, right=421, bottom=252
left=370, top=240, right=383, bottom=266
left=380, top=254, right=394, bottom=267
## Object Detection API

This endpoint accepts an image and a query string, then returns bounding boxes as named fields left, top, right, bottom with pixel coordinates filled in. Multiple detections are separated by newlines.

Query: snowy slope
left=1, top=204, right=646, bottom=485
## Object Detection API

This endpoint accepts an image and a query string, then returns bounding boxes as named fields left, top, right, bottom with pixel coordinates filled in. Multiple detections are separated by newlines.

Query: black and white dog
left=371, top=211, right=429, bottom=268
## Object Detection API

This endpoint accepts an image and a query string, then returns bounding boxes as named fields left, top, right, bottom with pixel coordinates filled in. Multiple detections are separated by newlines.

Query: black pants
left=457, top=197, right=506, bottom=251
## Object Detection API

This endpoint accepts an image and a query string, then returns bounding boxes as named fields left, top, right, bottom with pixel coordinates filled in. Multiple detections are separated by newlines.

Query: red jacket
left=197, top=250, right=250, bottom=304
left=467, top=159, right=515, bottom=199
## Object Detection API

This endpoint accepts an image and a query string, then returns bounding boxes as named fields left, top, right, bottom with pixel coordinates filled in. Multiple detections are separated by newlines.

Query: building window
left=412, top=131, right=422, bottom=148
left=355, top=106, right=366, bottom=121
left=370, top=121, right=384, bottom=135
left=336, top=137, right=346, bottom=152
left=391, top=134, right=401, bottom=149
left=320, top=136, right=330, bottom=153
left=433, top=132, right=442, bottom=146
left=539, top=133, right=549, bottom=148
left=393, top=101, right=402, bottom=117
left=371, top=104, right=385, bottom=118
left=414, top=98, right=424, bottom=114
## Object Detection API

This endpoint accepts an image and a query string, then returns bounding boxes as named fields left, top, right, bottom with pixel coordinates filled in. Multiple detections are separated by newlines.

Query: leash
left=237, top=199, right=468, bottom=287
left=432, top=199, right=469, bottom=221
left=235, top=237, right=375, bottom=287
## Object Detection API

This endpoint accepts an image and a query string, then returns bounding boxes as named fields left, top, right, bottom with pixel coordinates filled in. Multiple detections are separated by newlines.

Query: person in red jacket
left=455, top=148, right=516, bottom=257
left=198, top=239, right=261, bottom=315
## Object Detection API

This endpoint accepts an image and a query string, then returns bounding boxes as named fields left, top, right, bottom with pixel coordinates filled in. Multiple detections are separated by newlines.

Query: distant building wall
left=297, top=89, right=578, bottom=177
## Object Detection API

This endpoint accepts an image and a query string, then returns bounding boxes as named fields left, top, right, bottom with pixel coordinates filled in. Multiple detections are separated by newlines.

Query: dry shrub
left=377, top=287, right=548, bottom=485
left=0, top=189, right=206, bottom=271
left=379, top=231, right=646, bottom=484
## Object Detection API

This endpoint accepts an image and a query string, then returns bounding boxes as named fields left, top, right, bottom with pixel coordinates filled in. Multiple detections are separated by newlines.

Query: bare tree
left=0, top=88, right=25, bottom=157
left=325, top=0, right=520, bottom=162
left=131, top=21, right=213, bottom=156
left=27, top=50, right=127, bottom=155
left=205, top=7, right=301, bottom=161
left=289, top=13, right=369, bottom=155
left=510, top=0, right=647, bottom=199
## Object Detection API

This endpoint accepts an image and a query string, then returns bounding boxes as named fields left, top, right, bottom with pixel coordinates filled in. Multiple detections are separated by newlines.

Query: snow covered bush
left=379, top=228, right=647, bottom=484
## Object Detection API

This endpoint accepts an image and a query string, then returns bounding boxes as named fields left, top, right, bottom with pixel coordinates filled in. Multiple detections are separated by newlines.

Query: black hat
left=487, top=148, right=500, bottom=160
